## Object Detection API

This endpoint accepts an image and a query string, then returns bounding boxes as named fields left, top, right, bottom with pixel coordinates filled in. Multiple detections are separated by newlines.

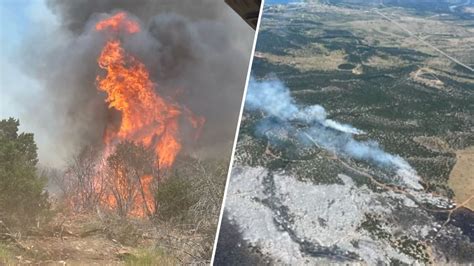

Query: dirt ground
left=1, top=211, right=208, bottom=265
left=448, top=146, right=474, bottom=210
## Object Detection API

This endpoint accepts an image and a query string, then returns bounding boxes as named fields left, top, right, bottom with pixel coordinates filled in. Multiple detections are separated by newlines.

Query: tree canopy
left=0, top=118, right=49, bottom=228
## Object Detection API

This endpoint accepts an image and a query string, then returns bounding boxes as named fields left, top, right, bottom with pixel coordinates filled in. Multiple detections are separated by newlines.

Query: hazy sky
left=0, top=0, right=66, bottom=166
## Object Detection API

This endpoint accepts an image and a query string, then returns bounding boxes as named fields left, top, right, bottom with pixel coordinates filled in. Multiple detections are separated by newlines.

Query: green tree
left=0, top=118, right=49, bottom=229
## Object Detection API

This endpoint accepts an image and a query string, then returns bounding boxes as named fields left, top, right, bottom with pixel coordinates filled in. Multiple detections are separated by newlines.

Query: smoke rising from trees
left=246, top=77, right=423, bottom=190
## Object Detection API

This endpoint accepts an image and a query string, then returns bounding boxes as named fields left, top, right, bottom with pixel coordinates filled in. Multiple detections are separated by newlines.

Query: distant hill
left=317, top=0, right=473, bottom=18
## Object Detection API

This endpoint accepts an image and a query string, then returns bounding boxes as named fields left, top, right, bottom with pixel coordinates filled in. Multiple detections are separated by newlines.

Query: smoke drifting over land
left=246, top=77, right=423, bottom=190
left=19, top=0, right=254, bottom=166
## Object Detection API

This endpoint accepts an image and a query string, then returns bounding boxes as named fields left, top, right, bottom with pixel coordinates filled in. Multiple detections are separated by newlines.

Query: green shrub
left=155, top=174, right=196, bottom=221
left=0, top=118, right=50, bottom=230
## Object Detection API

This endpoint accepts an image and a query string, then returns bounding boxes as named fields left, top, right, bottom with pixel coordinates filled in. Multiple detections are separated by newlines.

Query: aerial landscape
left=215, top=0, right=474, bottom=264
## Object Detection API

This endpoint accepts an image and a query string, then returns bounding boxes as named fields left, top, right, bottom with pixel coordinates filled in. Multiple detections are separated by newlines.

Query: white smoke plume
left=245, top=77, right=423, bottom=190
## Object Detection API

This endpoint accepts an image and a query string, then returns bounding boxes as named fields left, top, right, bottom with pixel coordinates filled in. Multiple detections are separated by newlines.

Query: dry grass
left=448, top=146, right=474, bottom=210
left=0, top=243, right=15, bottom=265
left=257, top=48, right=347, bottom=72
left=123, top=247, right=178, bottom=266
left=364, top=54, right=409, bottom=69
left=413, top=136, right=452, bottom=153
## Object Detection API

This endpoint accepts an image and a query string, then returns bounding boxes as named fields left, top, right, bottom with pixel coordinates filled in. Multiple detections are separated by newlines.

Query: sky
left=0, top=0, right=65, bottom=167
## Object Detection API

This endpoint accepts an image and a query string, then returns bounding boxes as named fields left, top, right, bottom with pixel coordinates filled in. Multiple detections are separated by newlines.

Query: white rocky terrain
left=225, top=165, right=450, bottom=264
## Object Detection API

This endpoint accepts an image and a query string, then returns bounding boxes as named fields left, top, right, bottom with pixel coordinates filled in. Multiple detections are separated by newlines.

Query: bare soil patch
left=448, top=146, right=474, bottom=210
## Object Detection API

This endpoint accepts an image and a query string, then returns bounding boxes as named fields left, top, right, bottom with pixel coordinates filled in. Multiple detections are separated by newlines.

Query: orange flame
left=92, top=12, right=204, bottom=217
left=95, top=12, right=140, bottom=33
left=96, top=39, right=185, bottom=167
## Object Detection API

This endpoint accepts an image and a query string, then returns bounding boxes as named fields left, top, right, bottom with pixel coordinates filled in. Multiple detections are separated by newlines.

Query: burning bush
left=60, top=141, right=159, bottom=218
left=52, top=12, right=205, bottom=220
left=62, top=145, right=103, bottom=212
left=104, top=141, right=158, bottom=218
left=0, top=118, right=50, bottom=229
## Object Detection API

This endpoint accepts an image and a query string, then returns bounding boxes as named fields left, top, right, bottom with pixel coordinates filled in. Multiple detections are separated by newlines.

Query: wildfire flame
left=95, top=11, right=140, bottom=33
left=91, top=12, right=204, bottom=217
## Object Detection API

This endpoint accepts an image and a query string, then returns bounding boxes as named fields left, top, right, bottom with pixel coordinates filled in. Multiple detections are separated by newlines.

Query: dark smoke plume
left=46, top=0, right=231, bottom=34
left=20, top=0, right=255, bottom=166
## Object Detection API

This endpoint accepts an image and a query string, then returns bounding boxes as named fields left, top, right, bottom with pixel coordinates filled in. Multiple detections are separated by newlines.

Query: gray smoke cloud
left=245, top=77, right=423, bottom=190
left=19, top=0, right=254, bottom=166
left=46, top=0, right=232, bottom=34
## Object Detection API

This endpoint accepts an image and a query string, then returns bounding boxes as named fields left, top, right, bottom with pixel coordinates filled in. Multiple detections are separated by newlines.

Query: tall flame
left=92, top=12, right=204, bottom=217
left=95, top=12, right=140, bottom=33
